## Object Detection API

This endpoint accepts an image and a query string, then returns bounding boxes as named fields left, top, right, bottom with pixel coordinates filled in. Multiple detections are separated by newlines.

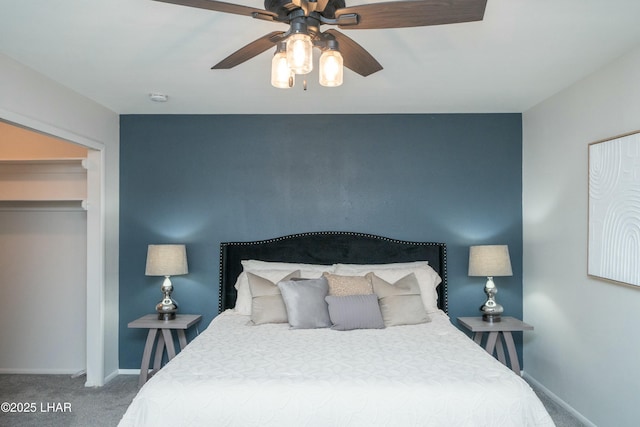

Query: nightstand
left=457, top=316, right=533, bottom=375
left=128, top=313, right=202, bottom=386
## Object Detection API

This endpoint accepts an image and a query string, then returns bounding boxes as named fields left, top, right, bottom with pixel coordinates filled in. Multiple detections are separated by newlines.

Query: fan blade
left=335, top=0, right=487, bottom=30
left=324, top=29, right=382, bottom=77
left=212, top=31, right=286, bottom=69
left=153, top=0, right=278, bottom=21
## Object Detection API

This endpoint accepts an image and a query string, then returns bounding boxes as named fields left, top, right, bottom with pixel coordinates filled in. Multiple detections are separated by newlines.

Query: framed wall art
left=588, top=130, right=640, bottom=287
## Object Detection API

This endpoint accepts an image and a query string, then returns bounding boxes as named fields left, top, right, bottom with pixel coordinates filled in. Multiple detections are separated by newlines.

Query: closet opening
left=0, top=119, right=105, bottom=386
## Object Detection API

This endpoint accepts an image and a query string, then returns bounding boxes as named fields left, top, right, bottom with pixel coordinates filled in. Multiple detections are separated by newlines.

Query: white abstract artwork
left=588, top=131, right=640, bottom=287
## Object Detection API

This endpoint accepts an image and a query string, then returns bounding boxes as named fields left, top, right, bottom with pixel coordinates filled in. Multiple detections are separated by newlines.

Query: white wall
left=0, top=53, right=119, bottom=385
left=523, top=46, right=640, bottom=427
left=0, top=210, right=87, bottom=373
left=0, top=134, right=88, bottom=373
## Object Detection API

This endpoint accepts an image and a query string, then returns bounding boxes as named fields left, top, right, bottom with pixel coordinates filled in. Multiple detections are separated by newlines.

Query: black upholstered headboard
left=219, top=231, right=448, bottom=314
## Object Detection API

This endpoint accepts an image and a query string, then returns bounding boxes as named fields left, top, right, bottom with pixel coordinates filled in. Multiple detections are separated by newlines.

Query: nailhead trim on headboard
left=219, top=231, right=448, bottom=314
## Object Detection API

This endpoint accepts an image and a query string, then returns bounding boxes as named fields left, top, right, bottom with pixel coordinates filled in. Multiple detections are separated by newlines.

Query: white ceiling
left=2, top=0, right=640, bottom=114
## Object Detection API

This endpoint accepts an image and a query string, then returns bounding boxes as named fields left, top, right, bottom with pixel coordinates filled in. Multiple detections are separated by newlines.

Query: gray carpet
left=531, top=386, right=588, bottom=427
left=0, top=374, right=586, bottom=426
left=0, top=374, right=138, bottom=427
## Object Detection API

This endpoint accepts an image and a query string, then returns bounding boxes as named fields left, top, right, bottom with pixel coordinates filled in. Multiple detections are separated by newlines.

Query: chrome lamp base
left=481, top=313, right=502, bottom=323
left=157, top=311, right=176, bottom=321
left=156, top=276, right=178, bottom=320
left=479, top=276, right=503, bottom=322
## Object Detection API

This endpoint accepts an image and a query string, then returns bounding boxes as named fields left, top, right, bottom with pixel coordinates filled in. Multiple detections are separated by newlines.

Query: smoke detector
left=149, top=93, right=168, bottom=102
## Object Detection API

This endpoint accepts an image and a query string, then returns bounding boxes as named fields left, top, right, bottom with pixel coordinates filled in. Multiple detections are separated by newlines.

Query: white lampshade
left=468, top=245, right=512, bottom=277
left=145, top=244, right=188, bottom=276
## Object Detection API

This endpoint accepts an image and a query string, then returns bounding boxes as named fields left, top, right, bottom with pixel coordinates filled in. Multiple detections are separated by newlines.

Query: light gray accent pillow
left=248, top=270, right=300, bottom=325
left=277, top=277, right=332, bottom=329
left=325, top=294, right=385, bottom=331
left=368, top=272, right=431, bottom=327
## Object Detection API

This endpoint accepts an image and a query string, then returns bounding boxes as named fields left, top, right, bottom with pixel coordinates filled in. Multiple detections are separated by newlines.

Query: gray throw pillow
left=278, top=277, right=332, bottom=329
left=325, top=294, right=385, bottom=331
left=368, top=272, right=430, bottom=326
left=248, top=271, right=300, bottom=325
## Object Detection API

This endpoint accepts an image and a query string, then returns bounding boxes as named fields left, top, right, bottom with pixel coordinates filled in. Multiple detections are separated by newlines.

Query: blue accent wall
left=119, top=114, right=523, bottom=369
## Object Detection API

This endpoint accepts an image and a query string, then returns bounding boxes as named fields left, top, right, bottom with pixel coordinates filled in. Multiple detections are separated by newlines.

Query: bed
left=119, top=231, right=554, bottom=427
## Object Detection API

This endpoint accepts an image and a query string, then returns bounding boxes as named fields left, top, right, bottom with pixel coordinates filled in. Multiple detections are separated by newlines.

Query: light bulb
left=286, top=33, right=313, bottom=74
left=271, top=50, right=294, bottom=88
left=319, top=50, right=343, bottom=87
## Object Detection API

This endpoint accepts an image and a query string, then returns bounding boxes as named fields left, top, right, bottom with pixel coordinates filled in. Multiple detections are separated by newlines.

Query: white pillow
left=242, top=260, right=334, bottom=273
left=334, top=261, right=442, bottom=314
left=335, top=261, right=431, bottom=271
left=233, top=260, right=336, bottom=315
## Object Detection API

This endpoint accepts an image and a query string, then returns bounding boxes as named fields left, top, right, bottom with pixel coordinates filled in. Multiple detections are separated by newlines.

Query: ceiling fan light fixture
left=319, top=43, right=343, bottom=87
left=271, top=42, right=294, bottom=89
left=286, top=33, right=313, bottom=75
left=157, top=0, right=489, bottom=89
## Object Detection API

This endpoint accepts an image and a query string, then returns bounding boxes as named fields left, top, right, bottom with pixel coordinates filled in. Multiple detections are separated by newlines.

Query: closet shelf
left=0, top=200, right=87, bottom=211
left=0, top=157, right=86, bottom=163
left=0, top=158, right=87, bottom=209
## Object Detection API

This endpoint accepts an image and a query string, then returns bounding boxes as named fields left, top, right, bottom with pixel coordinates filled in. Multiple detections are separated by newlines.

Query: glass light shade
left=319, top=50, right=343, bottom=87
left=286, top=33, right=313, bottom=74
left=271, top=50, right=294, bottom=88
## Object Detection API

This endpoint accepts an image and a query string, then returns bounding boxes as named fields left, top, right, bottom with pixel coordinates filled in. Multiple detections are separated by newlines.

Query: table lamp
left=145, top=244, right=188, bottom=320
left=468, top=245, right=512, bottom=322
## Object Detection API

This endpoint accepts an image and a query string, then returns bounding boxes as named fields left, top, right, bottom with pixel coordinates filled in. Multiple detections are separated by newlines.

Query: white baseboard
left=103, top=369, right=121, bottom=384
left=0, top=368, right=80, bottom=375
left=0, top=368, right=139, bottom=388
left=522, top=372, right=596, bottom=427
left=118, top=369, right=140, bottom=375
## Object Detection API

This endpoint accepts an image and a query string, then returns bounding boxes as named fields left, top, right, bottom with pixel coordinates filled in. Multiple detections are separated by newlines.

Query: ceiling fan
left=153, top=0, right=487, bottom=87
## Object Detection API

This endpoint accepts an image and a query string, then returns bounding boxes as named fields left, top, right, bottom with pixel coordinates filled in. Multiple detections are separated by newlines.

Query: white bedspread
left=119, top=310, right=555, bottom=427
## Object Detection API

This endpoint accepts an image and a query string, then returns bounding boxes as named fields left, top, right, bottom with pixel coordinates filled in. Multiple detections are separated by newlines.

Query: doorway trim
left=1, top=109, right=107, bottom=386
